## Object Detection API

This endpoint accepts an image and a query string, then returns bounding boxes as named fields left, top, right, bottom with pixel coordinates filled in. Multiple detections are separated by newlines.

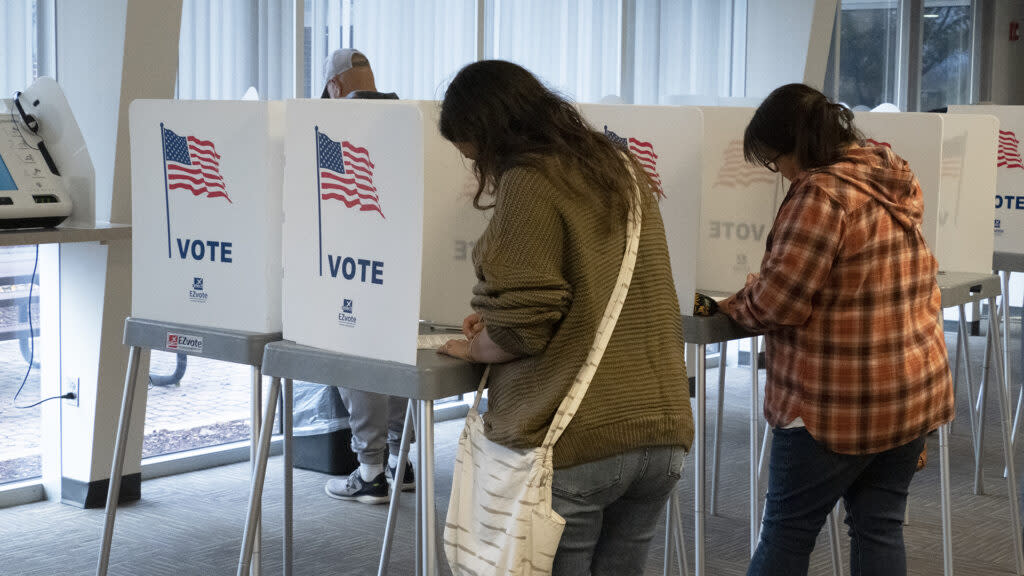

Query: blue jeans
left=747, top=427, right=925, bottom=576
left=550, top=445, right=687, bottom=576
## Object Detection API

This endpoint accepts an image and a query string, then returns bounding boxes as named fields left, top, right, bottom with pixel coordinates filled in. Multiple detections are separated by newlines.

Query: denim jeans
left=550, top=445, right=687, bottom=576
left=747, top=427, right=925, bottom=576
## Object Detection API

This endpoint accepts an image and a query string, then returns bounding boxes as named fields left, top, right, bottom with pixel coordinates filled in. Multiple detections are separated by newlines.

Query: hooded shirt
left=727, top=144, right=954, bottom=455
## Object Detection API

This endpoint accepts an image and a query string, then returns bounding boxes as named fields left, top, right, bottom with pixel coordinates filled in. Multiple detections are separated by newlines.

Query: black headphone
left=13, top=91, right=39, bottom=134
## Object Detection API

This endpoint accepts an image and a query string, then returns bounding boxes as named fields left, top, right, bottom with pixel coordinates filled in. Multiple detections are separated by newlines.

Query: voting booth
left=949, top=105, right=1024, bottom=255
left=935, top=114, right=998, bottom=270
left=130, top=100, right=284, bottom=333
left=417, top=103, right=492, bottom=329
left=854, top=111, right=996, bottom=274
left=577, top=104, right=703, bottom=314
left=697, top=107, right=784, bottom=294
left=282, top=99, right=426, bottom=365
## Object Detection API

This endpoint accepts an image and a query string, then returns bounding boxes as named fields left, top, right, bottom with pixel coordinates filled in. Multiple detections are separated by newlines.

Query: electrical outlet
left=64, top=378, right=79, bottom=407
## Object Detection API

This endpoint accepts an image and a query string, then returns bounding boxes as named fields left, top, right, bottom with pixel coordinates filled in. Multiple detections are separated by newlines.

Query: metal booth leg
left=249, top=367, right=263, bottom=576
left=988, top=297, right=1024, bottom=575
left=237, top=377, right=282, bottom=576
left=418, top=400, right=437, bottom=576
left=664, top=496, right=675, bottom=576
left=974, top=316, right=995, bottom=495
left=283, top=378, right=293, bottom=576
left=709, top=340, right=728, bottom=516
left=749, top=336, right=760, bottom=555
left=663, top=489, right=688, bottom=576
left=96, top=345, right=143, bottom=576
left=826, top=503, right=844, bottom=576
left=379, top=400, right=415, bottom=576
left=939, top=423, right=954, bottom=576
left=694, top=343, right=707, bottom=576
left=673, top=490, right=689, bottom=576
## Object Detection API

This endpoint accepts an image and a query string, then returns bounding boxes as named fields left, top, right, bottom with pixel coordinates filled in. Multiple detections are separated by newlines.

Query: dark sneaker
left=324, top=471, right=389, bottom=504
left=386, top=461, right=416, bottom=492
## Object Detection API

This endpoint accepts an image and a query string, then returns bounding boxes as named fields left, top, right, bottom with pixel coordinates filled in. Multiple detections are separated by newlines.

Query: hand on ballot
left=438, top=337, right=473, bottom=362
left=718, top=273, right=758, bottom=318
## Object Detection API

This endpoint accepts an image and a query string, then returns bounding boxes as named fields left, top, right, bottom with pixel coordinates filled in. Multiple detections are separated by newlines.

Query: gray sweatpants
left=338, top=387, right=411, bottom=465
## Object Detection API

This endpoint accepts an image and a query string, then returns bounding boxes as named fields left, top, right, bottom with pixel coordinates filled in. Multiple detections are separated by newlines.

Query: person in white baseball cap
left=320, top=48, right=396, bottom=100
left=318, top=54, right=405, bottom=505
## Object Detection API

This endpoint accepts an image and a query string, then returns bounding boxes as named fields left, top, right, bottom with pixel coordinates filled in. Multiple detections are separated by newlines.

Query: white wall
left=745, top=0, right=837, bottom=97
left=56, top=0, right=128, bottom=224
left=991, top=0, right=1024, bottom=104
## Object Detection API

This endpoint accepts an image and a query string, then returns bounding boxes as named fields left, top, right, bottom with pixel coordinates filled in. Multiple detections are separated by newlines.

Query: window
left=151, top=0, right=299, bottom=460
left=831, top=0, right=901, bottom=110
left=305, top=0, right=745, bottom=105
left=0, top=247, right=42, bottom=484
left=1, top=0, right=39, bottom=99
left=921, top=0, right=972, bottom=111
left=826, top=0, right=979, bottom=111
left=1, top=1, right=50, bottom=485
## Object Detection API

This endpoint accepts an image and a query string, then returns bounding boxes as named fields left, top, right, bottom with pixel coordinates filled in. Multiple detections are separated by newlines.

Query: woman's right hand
left=462, top=312, right=484, bottom=339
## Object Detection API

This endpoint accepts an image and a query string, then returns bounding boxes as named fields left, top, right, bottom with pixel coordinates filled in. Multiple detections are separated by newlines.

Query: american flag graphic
left=603, top=126, right=664, bottom=197
left=162, top=126, right=231, bottom=202
left=998, top=130, right=1023, bottom=170
left=714, top=140, right=777, bottom=188
left=627, top=138, right=664, bottom=197
left=941, top=134, right=965, bottom=180
left=316, top=129, right=384, bottom=218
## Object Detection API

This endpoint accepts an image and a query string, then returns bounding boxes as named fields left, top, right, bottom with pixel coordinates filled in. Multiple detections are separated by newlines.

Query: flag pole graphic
left=315, top=126, right=324, bottom=277
left=160, top=122, right=172, bottom=258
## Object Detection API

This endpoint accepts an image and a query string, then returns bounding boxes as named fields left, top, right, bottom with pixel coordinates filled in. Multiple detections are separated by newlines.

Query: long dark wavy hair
left=744, top=83, right=863, bottom=172
left=439, top=60, right=656, bottom=215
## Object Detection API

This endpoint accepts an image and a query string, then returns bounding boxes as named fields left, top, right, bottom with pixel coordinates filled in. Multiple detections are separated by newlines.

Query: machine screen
left=0, top=154, right=16, bottom=191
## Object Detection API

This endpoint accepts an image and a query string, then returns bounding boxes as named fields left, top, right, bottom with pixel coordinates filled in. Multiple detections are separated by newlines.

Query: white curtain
left=178, top=0, right=297, bottom=100
left=633, top=0, right=738, bottom=105
left=337, top=0, right=477, bottom=100
left=174, top=0, right=745, bottom=104
left=487, top=0, right=622, bottom=104
left=178, top=0, right=258, bottom=100
left=0, top=0, right=37, bottom=98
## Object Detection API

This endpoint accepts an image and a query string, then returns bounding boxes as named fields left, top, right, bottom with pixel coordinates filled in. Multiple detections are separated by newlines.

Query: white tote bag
left=444, top=196, right=642, bottom=576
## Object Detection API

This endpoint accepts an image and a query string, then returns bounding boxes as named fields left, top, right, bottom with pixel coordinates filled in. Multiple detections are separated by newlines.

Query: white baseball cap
left=323, top=48, right=367, bottom=86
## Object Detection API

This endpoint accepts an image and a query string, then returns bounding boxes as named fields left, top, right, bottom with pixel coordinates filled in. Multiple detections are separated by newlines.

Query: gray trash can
left=291, top=382, right=359, bottom=476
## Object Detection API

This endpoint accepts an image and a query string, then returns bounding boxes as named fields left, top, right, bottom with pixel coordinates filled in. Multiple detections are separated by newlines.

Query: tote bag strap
left=540, top=192, right=642, bottom=451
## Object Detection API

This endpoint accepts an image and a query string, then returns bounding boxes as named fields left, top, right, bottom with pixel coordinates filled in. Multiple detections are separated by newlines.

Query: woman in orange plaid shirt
left=719, top=83, right=954, bottom=576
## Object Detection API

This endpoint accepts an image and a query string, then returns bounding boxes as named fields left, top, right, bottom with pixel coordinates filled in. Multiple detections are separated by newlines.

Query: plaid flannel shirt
left=728, top=145, right=954, bottom=455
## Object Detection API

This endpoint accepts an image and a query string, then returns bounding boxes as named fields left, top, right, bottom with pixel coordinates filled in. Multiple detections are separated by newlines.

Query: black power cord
left=12, top=245, right=72, bottom=409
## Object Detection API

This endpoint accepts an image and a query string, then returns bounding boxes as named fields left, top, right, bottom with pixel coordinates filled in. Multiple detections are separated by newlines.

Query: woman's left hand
left=438, top=338, right=474, bottom=361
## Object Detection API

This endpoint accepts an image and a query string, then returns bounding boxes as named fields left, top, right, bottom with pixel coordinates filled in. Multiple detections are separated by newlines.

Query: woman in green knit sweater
left=437, top=60, right=693, bottom=575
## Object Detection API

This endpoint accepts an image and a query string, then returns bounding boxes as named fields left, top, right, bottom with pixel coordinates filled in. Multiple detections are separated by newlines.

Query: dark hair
left=744, top=83, right=863, bottom=171
left=439, top=60, right=655, bottom=213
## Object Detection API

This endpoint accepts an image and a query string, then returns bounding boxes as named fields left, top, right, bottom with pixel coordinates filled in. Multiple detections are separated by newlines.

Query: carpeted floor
left=0, top=325, right=1022, bottom=575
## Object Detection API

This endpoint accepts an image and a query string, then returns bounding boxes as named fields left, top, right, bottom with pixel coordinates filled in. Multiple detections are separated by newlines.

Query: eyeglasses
left=762, top=152, right=783, bottom=173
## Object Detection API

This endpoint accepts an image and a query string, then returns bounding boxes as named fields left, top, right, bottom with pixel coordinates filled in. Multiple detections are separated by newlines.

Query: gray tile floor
left=0, top=323, right=1022, bottom=575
